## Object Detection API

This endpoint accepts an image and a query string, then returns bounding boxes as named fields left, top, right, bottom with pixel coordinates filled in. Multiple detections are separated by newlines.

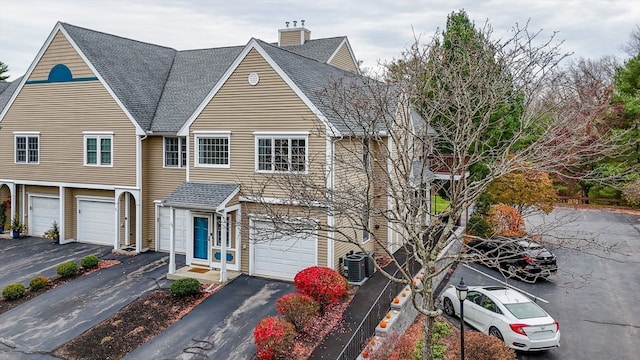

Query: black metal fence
left=334, top=273, right=406, bottom=360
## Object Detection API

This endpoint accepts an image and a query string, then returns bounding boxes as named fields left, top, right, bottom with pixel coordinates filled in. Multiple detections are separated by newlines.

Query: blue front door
left=193, top=216, right=209, bottom=260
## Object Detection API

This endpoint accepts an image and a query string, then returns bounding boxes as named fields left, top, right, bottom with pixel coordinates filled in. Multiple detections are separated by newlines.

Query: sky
left=0, top=0, right=638, bottom=80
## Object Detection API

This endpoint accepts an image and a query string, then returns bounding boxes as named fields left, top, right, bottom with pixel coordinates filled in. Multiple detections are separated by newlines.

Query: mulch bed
left=0, top=259, right=121, bottom=315
left=54, top=288, right=214, bottom=360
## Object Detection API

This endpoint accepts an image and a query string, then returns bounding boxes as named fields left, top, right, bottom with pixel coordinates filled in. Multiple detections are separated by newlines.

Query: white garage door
left=29, top=196, right=60, bottom=237
left=78, top=199, right=115, bottom=246
left=158, top=207, right=188, bottom=253
left=252, top=220, right=317, bottom=280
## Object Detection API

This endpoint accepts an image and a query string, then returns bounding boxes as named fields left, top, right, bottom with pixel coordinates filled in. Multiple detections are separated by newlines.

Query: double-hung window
left=14, top=132, right=40, bottom=164
left=164, top=137, right=187, bottom=168
left=194, top=131, right=230, bottom=168
left=255, top=132, right=308, bottom=173
left=84, top=132, right=112, bottom=166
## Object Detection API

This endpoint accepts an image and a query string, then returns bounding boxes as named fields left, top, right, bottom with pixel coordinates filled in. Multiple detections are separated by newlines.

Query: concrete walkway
left=125, top=275, right=294, bottom=360
left=0, top=251, right=178, bottom=359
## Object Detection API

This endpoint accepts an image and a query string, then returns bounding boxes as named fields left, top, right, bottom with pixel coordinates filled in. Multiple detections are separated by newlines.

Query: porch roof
left=163, top=182, right=239, bottom=212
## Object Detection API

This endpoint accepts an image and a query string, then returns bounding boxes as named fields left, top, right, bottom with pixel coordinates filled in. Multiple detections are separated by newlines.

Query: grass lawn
left=432, top=195, right=450, bottom=213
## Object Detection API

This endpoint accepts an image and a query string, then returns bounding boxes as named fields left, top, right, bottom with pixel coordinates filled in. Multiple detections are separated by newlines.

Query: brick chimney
left=278, top=20, right=310, bottom=46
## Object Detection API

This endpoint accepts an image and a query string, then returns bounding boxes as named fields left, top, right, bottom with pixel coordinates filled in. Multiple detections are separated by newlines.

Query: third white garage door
left=252, top=219, right=317, bottom=280
left=77, top=198, right=115, bottom=246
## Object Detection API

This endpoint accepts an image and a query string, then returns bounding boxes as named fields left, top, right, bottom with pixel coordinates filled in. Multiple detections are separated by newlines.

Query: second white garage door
left=252, top=219, right=317, bottom=280
left=29, top=196, right=60, bottom=237
left=78, top=199, right=115, bottom=246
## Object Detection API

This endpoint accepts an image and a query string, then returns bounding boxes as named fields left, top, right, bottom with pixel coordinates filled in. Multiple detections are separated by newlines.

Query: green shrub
left=57, top=261, right=78, bottom=278
left=466, top=214, right=492, bottom=238
left=170, top=278, right=201, bottom=297
left=2, top=283, right=26, bottom=301
left=80, top=255, right=99, bottom=269
left=29, top=276, right=49, bottom=291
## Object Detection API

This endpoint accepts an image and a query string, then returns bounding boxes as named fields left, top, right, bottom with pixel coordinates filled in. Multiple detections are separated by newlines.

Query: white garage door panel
left=159, top=207, right=187, bottom=253
left=253, top=220, right=317, bottom=280
left=30, top=196, right=60, bottom=236
left=78, top=200, right=115, bottom=246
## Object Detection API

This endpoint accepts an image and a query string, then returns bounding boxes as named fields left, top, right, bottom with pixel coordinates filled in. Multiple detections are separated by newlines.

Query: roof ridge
left=256, top=38, right=356, bottom=77
left=60, top=22, right=176, bottom=51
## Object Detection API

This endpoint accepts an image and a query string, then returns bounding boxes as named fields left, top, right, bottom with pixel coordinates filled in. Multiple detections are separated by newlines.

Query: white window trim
left=13, top=131, right=40, bottom=165
left=253, top=132, right=309, bottom=174
left=163, top=136, right=187, bottom=169
left=83, top=131, right=114, bottom=167
left=214, top=214, right=232, bottom=247
left=194, top=131, right=231, bottom=168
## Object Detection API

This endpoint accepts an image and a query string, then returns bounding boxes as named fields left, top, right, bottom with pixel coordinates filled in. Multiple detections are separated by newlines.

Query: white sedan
left=441, top=285, right=560, bottom=351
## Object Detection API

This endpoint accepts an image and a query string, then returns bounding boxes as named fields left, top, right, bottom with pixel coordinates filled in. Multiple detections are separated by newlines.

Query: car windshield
left=504, top=302, right=547, bottom=319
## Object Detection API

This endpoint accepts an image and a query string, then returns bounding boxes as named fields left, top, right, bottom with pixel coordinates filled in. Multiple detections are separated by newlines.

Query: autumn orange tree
left=486, top=171, right=557, bottom=215
left=487, top=204, right=526, bottom=237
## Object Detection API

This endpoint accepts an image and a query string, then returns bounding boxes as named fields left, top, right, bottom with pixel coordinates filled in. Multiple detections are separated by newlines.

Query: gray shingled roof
left=164, top=182, right=239, bottom=210
left=151, top=46, right=243, bottom=133
left=0, top=77, right=22, bottom=114
left=259, top=39, right=393, bottom=135
left=61, top=23, right=176, bottom=131
left=281, top=37, right=346, bottom=63
left=412, top=160, right=435, bottom=183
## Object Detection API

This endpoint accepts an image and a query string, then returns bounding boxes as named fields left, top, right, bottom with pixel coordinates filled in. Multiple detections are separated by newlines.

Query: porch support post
left=135, top=193, right=142, bottom=252
left=113, top=198, right=119, bottom=250
left=220, top=211, right=228, bottom=283
left=58, top=186, right=65, bottom=241
left=168, top=206, right=176, bottom=274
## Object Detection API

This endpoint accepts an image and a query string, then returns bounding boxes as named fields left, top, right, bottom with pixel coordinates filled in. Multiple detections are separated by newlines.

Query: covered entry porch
left=162, top=182, right=241, bottom=283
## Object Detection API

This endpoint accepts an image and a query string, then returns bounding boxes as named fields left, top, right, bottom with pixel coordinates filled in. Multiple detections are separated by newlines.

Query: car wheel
left=443, top=297, right=455, bottom=316
left=489, top=326, right=504, bottom=341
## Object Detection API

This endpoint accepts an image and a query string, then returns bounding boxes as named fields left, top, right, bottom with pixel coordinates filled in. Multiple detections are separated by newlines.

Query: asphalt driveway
left=0, top=251, right=181, bottom=359
left=125, top=275, right=295, bottom=360
left=0, top=236, right=112, bottom=289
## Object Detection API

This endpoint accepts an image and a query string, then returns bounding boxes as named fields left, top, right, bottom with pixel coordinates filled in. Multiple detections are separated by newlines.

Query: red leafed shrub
left=275, top=293, right=320, bottom=331
left=488, top=204, right=526, bottom=237
left=445, top=331, right=516, bottom=360
left=294, top=266, right=348, bottom=309
left=253, top=316, right=296, bottom=360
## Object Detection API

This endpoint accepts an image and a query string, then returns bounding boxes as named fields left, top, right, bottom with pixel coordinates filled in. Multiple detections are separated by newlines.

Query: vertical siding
left=329, top=43, right=358, bottom=73
left=29, top=31, right=95, bottom=81
left=142, top=136, right=186, bottom=249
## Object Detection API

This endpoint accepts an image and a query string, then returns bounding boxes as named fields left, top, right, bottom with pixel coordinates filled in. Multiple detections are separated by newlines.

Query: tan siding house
left=0, top=20, right=408, bottom=283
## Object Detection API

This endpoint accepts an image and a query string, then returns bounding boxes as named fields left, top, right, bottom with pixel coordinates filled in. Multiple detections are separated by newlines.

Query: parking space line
left=461, top=264, right=549, bottom=304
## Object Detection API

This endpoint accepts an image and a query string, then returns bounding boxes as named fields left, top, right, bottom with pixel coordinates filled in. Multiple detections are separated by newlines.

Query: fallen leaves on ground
left=54, top=285, right=216, bottom=360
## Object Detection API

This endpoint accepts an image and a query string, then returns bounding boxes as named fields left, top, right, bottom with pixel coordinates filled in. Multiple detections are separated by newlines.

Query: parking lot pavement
left=0, top=251, right=175, bottom=358
left=0, top=236, right=113, bottom=289
left=125, top=275, right=295, bottom=360
left=440, top=208, right=640, bottom=360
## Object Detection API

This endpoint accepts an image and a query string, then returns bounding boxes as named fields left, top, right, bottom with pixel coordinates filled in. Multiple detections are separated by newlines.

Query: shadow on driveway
left=125, top=275, right=295, bottom=360
left=0, top=251, right=180, bottom=359
left=0, top=236, right=112, bottom=289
